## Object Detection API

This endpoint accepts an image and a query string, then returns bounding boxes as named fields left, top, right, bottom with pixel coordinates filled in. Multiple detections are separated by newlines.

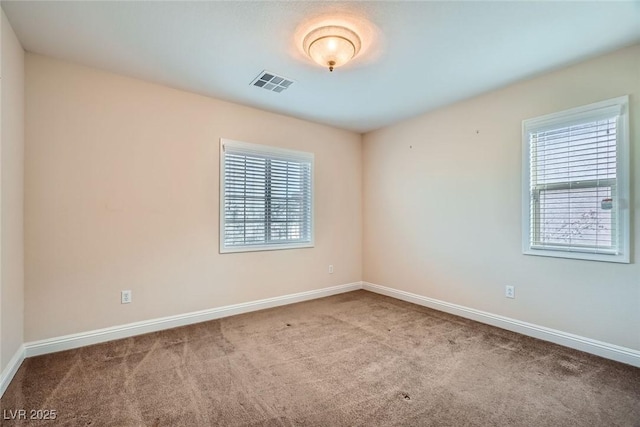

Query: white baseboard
left=0, top=344, right=25, bottom=398
left=24, top=282, right=362, bottom=358
left=12, top=279, right=640, bottom=395
left=363, top=282, right=640, bottom=368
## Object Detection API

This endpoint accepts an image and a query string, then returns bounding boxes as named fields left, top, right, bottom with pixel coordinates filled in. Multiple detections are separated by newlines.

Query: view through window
left=522, top=96, right=629, bottom=263
left=220, top=139, right=313, bottom=253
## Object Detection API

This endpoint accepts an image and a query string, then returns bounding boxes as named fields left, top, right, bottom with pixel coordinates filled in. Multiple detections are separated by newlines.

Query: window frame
left=521, top=96, right=630, bottom=263
left=219, top=138, right=314, bottom=254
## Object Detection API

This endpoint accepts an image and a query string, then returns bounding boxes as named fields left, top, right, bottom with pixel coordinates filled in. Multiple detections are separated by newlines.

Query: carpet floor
left=2, top=290, right=639, bottom=426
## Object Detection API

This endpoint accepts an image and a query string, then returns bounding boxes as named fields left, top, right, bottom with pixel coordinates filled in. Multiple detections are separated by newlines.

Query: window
left=220, top=139, right=314, bottom=253
left=522, top=96, right=629, bottom=263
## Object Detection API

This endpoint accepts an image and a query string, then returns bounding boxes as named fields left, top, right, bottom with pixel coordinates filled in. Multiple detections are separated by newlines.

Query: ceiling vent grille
left=251, top=70, right=294, bottom=93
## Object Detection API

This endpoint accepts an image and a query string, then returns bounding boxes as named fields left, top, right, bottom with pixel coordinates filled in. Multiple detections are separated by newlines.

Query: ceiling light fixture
left=303, top=25, right=361, bottom=72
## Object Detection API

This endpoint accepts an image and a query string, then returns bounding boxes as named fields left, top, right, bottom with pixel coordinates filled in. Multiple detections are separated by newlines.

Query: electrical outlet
left=121, top=290, right=132, bottom=304
left=328, top=265, right=334, bottom=274
left=505, top=285, right=515, bottom=299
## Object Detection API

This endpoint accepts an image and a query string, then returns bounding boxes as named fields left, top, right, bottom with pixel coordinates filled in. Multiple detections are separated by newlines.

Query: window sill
left=523, top=247, right=629, bottom=264
left=220, top=242, right=314, bottom=254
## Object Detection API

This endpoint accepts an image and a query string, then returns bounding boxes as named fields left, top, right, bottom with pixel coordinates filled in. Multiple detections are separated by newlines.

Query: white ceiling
left=3, top=1, right=640, bottom=133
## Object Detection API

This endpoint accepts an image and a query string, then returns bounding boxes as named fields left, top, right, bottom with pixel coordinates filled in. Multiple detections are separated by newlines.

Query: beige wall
left=1, top=10, right=25, bottom=371
left=363, top=44, right=640, bottom=350
left=25, top=54, right=362, bottom=342
left=21, top=42, right=640, bottom=353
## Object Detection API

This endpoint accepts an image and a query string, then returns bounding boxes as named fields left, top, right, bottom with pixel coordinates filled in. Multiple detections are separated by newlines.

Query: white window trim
left=219, top=138, right=315, bottom=254
left=521, top=96, right=630, bottom=263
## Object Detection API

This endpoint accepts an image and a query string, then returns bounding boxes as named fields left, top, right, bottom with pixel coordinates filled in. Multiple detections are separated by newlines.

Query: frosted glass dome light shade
left=303, top=26, right=362, bottom=72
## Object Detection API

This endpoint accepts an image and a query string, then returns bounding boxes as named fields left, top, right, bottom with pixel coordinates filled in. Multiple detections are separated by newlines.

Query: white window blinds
left=220, top=139, right=313, bottom=253
left=522, top=96, right=629, bottom=263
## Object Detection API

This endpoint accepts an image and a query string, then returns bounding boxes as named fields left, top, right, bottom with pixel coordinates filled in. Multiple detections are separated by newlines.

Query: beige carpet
left=2, top=290, right=639, bottom=426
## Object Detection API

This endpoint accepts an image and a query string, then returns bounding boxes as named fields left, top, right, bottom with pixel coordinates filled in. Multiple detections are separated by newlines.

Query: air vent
left=251, top=70, right=294, bottom=93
